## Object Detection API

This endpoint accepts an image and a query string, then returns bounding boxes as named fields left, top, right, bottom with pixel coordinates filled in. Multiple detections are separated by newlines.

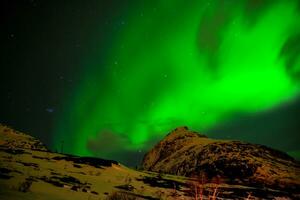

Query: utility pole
left=61, top=140, right=64, bottom=154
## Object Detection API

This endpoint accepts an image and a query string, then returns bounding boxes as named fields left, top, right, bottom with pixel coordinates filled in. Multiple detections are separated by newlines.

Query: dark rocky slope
left=142, top=126, right=300, bottom=193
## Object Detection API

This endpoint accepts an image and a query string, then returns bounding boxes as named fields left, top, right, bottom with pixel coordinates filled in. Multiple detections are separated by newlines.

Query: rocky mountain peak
left=165, top=126, right=207, bottom=141
left=142, top=127, right=300, bottom=193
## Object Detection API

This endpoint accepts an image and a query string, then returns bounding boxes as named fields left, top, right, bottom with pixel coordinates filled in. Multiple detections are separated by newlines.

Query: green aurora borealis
left=53, top=0, right=300, bottom=163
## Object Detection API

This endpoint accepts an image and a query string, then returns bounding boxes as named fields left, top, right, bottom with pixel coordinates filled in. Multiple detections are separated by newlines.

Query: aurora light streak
left=53, top=0, right=300, bottom=164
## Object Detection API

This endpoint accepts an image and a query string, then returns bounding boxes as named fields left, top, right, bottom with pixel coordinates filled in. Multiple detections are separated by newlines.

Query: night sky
left=1, top=0, right=300, bottom=166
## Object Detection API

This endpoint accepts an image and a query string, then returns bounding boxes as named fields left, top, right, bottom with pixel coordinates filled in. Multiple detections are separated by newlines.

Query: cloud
left=87, top=130, right=128, bottom=154
left=86, top=130, right=160, bottom=167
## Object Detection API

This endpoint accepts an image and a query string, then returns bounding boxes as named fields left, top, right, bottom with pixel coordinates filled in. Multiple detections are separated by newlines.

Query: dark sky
left=1, top=0, right=300, bottom=166
left=208, top=97, right=300, bottom=152
left=0, top=0, right=125, bottom=145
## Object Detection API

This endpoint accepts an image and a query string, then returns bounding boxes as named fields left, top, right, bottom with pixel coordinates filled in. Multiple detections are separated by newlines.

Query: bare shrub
left=106, top=191, right=137, bottom=200
left=185, top=173, right=224, bottom=200
left=186, top=173, right=207, bottom=200
left=18, top=180, right=33, bottom=192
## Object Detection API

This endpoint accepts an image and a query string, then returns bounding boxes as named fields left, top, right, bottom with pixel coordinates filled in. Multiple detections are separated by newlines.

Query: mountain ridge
left=142, top=126, right=300, bottom=192
left=1, top=124, right=300, bottom=199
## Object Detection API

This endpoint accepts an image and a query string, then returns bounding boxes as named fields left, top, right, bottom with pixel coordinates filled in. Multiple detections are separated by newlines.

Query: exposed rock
left=0, top=124, right=47, bottom=151
left=142, top=126, right=300, bottom=192
left=52, top=155, right=118, bottom=168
